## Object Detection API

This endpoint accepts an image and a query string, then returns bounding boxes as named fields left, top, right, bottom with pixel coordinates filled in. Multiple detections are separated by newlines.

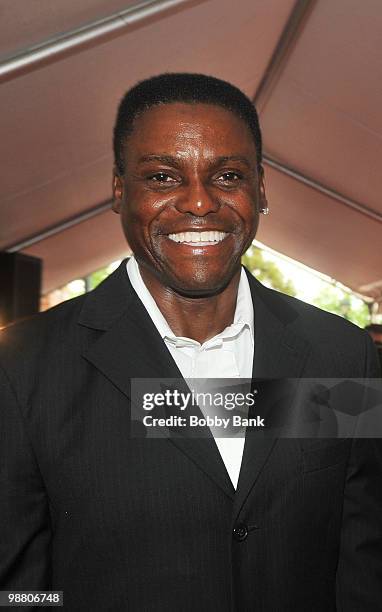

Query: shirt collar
left=126, top=255, right=254, bottom=346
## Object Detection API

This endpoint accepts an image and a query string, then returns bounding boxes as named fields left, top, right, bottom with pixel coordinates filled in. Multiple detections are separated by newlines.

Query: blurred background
left=0, top=0, right=381, bottom=363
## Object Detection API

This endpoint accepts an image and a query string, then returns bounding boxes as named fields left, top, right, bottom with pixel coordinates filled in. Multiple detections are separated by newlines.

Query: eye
left=148, top=172, right=178, bottom=184
left=216, top=171, right=242, bottom=184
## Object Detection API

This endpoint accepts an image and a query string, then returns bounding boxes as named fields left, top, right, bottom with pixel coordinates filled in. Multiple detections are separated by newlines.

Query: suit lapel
left=233, top=270, right=312, bottom=519
left=82, top=290, right=182, bottom=393
left=79, top=260, right=234, bottom=500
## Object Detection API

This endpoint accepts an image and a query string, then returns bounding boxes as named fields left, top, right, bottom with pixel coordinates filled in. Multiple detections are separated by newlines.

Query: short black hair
left=113, top=72, right=262, bottom=175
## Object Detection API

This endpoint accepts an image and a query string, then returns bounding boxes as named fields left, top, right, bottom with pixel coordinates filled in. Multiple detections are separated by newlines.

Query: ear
left=112, top=169, right=124, bottom=213
left=258, top=166, right=269, bottom=215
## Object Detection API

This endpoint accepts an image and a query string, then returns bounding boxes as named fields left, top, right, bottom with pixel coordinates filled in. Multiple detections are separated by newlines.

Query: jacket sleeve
left=0, top=364, right=51, bottom=590
left=335, top=332, right=382, bottom=610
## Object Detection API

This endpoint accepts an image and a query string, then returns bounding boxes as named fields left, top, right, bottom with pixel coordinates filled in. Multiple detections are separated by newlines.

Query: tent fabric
left=0, top=0, right=381, bottom=309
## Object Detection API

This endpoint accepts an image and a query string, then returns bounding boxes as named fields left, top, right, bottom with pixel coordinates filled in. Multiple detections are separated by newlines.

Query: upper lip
left=163, top=228, right=230, bottom=234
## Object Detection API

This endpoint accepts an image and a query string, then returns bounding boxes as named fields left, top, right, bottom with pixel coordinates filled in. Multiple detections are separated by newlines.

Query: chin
left=169, top=270, right=235, bottom=298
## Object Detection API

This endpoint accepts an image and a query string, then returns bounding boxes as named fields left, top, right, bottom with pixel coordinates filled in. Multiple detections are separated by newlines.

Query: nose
left=174, top=179, right=220, bottom=216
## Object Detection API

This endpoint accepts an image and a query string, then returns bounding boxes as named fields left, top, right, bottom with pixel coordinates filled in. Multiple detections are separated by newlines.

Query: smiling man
left=0, top=73, right=381, bottom=612
left=112, top=81, right=266, bottom=347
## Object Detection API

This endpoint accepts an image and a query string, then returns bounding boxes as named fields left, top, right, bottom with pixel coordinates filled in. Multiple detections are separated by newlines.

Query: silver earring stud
left=260, top=206, right=269, bottom=215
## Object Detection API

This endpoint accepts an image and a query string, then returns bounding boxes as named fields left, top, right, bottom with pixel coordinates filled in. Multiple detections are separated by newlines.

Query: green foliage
left=312, top=286, right=370, bottom=328
left=242, top=246, right=296, bottom=297
left=242, top=245, right=370, bottom=328
left=85, top=267, right=110, bottom=291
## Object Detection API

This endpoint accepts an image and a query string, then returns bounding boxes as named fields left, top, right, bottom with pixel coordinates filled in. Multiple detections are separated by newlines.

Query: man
left=365, top=323, right=382, bottom=372
left=0, top=73, right=381, bottom=611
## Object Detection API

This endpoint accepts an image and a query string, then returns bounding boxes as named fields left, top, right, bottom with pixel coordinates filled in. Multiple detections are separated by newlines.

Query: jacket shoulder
left=270, top=286, right=361, bottom=334
left=0, top=293, right=86, bottom=368
left=256, top=280, right=380, bottom=376
left=250, top=272, right=365, bottom=339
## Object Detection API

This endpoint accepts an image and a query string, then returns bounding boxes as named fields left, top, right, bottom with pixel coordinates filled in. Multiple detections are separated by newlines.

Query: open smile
left=166, top=230, right=228, bottom=246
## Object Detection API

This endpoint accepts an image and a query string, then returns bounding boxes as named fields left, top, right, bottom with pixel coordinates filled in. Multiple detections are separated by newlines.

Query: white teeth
left=168, top=231, right=227, bottom=244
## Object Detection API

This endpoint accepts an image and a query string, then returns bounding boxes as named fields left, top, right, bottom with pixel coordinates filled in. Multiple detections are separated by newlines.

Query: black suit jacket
left=0, top=261, right=381, bottom=611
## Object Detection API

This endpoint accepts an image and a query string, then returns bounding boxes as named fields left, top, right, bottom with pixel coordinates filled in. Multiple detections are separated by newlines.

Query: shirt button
left=233, top=523, right=248, bottom=542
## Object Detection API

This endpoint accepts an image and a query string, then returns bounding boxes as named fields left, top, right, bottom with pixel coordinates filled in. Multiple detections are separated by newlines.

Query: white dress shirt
left=126, top=256, right=254, bottom=488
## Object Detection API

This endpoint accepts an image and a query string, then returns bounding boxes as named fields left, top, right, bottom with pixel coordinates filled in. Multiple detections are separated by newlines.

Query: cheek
left=119, top=207, right=145, bottom=250
left=123, top=192, right=173, bottom=224
left=236, top=201, right=258, bottom=232
left=120, top=203, right=168, bottom=257
left=121, top=199, right=149, bottom=231
left=237, top=206, right=259, bottom=251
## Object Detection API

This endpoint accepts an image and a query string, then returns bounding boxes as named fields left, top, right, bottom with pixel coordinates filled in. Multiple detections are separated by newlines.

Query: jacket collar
left=79, top=259, right=311, bottom=377
left=78, top=259, right=135, bottom=331
left=245, top=267, right=311, bottom=379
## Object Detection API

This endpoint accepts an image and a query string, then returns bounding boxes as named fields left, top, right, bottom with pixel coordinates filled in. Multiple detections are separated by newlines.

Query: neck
left=139, top=267, right=241, bottom=344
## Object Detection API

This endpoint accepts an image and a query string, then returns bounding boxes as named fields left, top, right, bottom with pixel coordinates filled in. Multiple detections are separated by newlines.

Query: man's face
left=113, top=102, right=266, bottom=295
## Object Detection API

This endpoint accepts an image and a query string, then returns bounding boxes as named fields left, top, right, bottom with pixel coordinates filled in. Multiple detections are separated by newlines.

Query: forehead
left=124, top=102, right=257, bottom=160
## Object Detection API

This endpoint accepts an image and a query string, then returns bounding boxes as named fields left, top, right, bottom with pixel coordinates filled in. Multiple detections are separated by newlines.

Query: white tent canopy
left=1, top=0, right=381, bottom=309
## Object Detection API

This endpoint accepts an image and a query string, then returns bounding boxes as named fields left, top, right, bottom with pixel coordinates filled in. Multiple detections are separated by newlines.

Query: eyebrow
left=137, top=154, right=253, bottom=168
left=138, top=154, right=183, bottom=167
